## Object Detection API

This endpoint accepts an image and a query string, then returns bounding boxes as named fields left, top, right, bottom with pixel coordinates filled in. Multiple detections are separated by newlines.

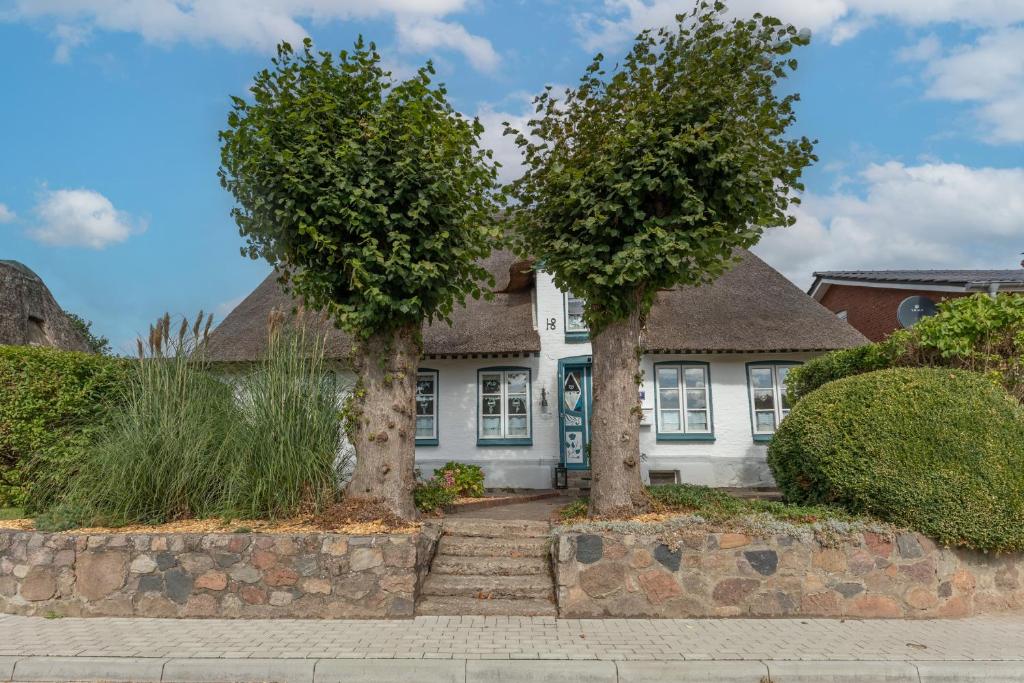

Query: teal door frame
left=558, top=355, right=593, bottom=470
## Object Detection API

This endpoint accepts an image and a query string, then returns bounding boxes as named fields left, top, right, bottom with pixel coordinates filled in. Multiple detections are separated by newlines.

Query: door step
left=415, top=596, right=557, bottom=617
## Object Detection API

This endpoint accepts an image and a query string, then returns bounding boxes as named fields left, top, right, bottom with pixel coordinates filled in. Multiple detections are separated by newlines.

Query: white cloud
left=30, top=188, right=145, bottom=249
left=753, top=161, right=1024, bottom=288
left=0, top=203, right=15, bottom=223
left=917, top=28, right=1024, bottom=143
left=395, top=16, right=499, bottom=73
left=8, top=0, right=499, bottom=72
left=574, top=1, right=1024, bottom=51
left=476, top=102, right=531, bottom=185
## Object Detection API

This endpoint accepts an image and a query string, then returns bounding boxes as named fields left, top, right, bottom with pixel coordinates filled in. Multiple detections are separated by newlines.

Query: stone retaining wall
left=0, top=525, right=440, bottom=618
left=553, top=529, right=1024, bottom=618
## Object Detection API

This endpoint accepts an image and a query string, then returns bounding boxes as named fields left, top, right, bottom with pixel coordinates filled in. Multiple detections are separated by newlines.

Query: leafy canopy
left=505, top=1, right=816, bottom=332
left=219, top=38, right=499, bottom=339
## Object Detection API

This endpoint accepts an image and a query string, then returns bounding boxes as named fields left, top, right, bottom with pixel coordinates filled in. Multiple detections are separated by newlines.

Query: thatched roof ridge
left=0, top=260, right=92, bottom=351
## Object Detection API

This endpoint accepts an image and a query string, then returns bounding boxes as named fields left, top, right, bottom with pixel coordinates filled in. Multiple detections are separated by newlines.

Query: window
left=478, top=368, right=532, bottom=444
left=415, top=370, right=438, bottom=445
left=648, top=470, right=679, bottom=486
left=564, top=292, right=588, bottom=341
left=654, top=362, right=713, bottom=440
left=747, top=363, right=797, bottom=438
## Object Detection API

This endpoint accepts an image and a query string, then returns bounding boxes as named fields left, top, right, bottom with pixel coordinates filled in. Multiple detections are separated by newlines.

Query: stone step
left=442, top=518, right=551, bottom=539
left=437, top=535, right=549, bottom=559
left=430, top=555, right=551, bottom=577
left=415, top=595, right=558, bottom=617
left=421, top=574, right=554, bottom=600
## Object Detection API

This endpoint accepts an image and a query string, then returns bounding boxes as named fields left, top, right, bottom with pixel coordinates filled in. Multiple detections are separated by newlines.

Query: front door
left=559, top=357, right=592, bottom=470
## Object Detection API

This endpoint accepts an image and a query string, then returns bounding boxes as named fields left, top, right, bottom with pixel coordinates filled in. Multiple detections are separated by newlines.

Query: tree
left=219, top=39, right=498, bottom=520
left=505, top=2, right=816, bottom=517
left=64, top=311, right=112, bottom=355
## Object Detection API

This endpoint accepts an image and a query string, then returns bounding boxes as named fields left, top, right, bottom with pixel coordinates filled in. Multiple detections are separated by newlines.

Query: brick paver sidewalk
left=2, top=613, right=1023, bottom=661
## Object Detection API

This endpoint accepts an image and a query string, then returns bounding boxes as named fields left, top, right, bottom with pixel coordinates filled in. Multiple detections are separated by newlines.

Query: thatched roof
left=0, top=260, right=91, bottom=352
left=206, top=249, right=865, bottom=363
left=644, top=250, right=868, bottom=353
left=204, top=250, right=540, bottom=363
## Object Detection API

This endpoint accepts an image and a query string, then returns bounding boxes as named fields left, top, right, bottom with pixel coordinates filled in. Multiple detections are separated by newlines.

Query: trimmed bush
left=0, top=346, right=128, bottom=509
left=768, top=367, right=1024, bottom=552
left=786, top=332, right=909, bottom=403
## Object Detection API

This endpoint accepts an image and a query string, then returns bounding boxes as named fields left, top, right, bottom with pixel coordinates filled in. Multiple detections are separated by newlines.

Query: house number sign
left=546, top=318, right=557, bottom=330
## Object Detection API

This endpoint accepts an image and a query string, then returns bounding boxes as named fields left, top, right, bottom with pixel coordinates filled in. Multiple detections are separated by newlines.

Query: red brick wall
left=818, top=285, right=967, bottom=342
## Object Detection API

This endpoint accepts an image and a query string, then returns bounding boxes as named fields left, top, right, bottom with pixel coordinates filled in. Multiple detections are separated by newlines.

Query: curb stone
left=315, top=659, right=463, bottom=683
left=11, top=657, right=167, bottom=682
left=0, top=658, right=18, bottom=683
left=617, top=661, right=770, bottom=682
left=765, top=660, right=919, bottom=682
left=915, top=661, right=1024, bottom=682
left=162, top=658, right=315, bottom=683
left=466, top=660, right=616, bottom=682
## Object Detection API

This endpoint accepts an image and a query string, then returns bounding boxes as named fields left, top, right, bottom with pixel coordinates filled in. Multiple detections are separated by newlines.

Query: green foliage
left=786, top=332, right=910, bottom=403
left=33, top=504, right=84, bottom=533
left=413, top=478, right=458, bottom=513
left=434, top=461, right=485, bottom=497
left=43, top=313, right=345, bottom=527
left=219, top=38, right=499, bottom=341
left=648, top=483, right=858, bottom=524
left=63, top=310, right=112, bottom=355
left=559, top=498, right=589, bottom=521
left=504, top=1, right=816, bottom=332
left=0, top=507, right=24, bottom=520
left=788, top=294, right=1024, bottom=403
left=768, top=368, right=1024, bottom=552
left=0, top=346, right=128, bottom=510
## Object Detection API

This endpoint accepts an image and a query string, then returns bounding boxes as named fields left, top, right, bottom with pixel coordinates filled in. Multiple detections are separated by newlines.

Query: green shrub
left=788, top=294, right=1024, bottom=403
left=648, top=483, right=858, bottom=524
left=413, top=479, right=458, bottom=512
left=559, top=498, right=588, bottom=521
left=768, top=367, right=1024, bottom=552
left=47, top=313, right=345, bottom=527
left=0, top=346, right=128, bottom=510
left=786, top=332, right=910, bottom=403
left=433, top=462, right=485, bottom=497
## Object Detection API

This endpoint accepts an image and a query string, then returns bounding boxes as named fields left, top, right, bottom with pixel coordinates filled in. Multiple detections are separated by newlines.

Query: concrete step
left=442, top=518, right=550, bottom=539
left=437, top=535, right=549, bottom=559
left=415, top=595, right=558, bottom=617
left=430, top=555, right=551, bottom=577
left=421, top=574, right=554, bottom=600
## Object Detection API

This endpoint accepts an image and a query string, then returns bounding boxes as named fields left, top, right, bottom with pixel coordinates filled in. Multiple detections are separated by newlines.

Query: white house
left=206, top=249, right=866, bottom=490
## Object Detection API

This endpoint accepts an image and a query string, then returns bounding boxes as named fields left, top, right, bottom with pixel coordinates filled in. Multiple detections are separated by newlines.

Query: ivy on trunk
left=505, top=1, right=816, bottom=517
left=219, top=38, right=498, bottom=520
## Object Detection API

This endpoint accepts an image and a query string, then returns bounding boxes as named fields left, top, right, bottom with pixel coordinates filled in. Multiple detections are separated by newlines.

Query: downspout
left=988, top=282, right=1000, bottom=299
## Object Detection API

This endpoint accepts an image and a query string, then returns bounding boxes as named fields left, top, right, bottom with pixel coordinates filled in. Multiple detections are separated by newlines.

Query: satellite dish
left=897, top=295, right=937, bottom=328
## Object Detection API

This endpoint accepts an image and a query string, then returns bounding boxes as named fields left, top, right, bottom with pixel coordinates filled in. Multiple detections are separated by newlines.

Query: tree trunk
left=344, top=323, right=421, bottom=521
left=588, top=301, right=651, bottom=518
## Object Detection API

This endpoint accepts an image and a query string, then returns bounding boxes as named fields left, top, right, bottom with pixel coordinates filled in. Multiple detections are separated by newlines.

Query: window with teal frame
left=746, top=361, right=799, bottom=442
left=415, top=369, right=439, bottom=446
left=654, top=361, right=714, bottom=441
left=477, top=367, right=532, bottom=446
left=564, top=292, right=589, bottom=342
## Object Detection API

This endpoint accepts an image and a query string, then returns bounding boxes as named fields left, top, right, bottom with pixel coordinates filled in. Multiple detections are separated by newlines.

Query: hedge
left=0, top=346, right=128, bottom=509
left=768, top=367, right=1024, bottom=552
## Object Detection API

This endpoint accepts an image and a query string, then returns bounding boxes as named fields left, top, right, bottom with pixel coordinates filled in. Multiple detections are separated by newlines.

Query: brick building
left=808, top=270, right=1024, bottom=341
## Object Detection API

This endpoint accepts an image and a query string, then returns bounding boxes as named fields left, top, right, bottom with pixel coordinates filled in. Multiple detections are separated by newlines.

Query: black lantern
left=555, top=464, right=568, bottom=489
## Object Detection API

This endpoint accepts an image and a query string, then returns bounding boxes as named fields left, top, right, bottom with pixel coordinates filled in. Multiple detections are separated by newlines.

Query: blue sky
left=1, top=1, right=1023, bottom=352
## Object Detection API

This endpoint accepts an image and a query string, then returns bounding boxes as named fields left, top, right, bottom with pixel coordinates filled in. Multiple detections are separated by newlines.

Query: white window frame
left=747, top=364, right=797, bottom=436
left=564, top=292, right=588, bottom=334
left=415, top=370, right=438, bottom=442
left=478, top=368, right=532, bottom=442
left=654, top=363, right=712, bottom=436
